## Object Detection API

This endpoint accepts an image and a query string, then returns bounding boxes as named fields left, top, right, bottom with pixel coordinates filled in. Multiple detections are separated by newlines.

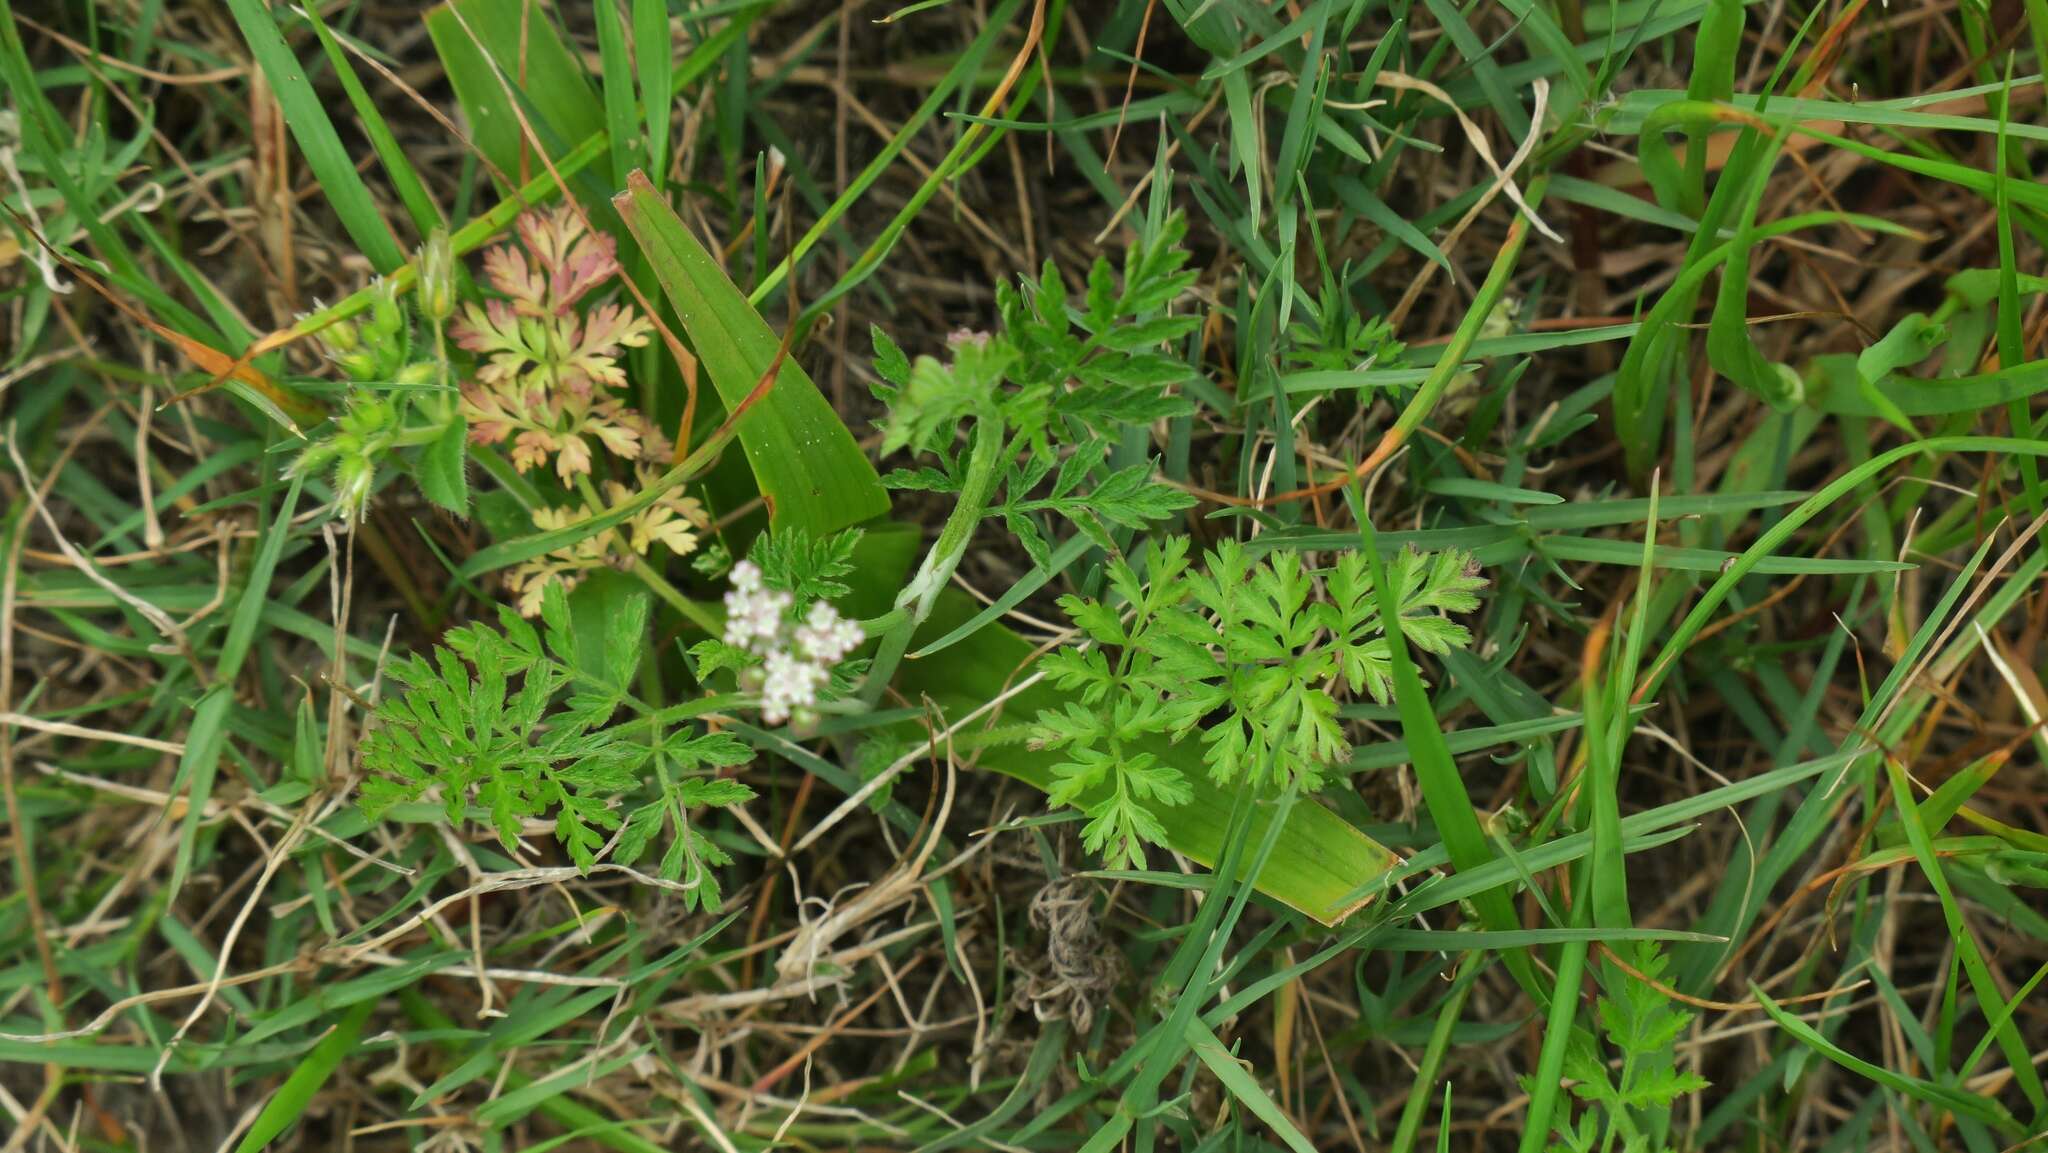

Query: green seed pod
left=367, top=280, right=404, bottom=342
left=333, top=454, right=375, bottom=521
left=394, top=360, right=439, bottom=388
left=341, top=396, right=397, bottom=437
left=321, top=317, right=360, bottom=354
left=336, top=350, right=380, bottom=380
left=292, top=439, right=338, bottom=477
left=418, top=229, right=457, bottom=322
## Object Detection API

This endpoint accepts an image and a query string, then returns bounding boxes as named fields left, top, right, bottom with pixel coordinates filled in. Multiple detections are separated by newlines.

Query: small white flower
left=722, top=562, right=792, bottom=653
left=795, top=600, right=863, bottom=664
left=759, top=648, right=827, bottom=726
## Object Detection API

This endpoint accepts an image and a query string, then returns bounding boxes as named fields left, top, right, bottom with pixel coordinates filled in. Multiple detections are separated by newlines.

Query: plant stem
left=629, top=555, right=720, bottom=635
left=571, top=474, right=722, bottom=635
left=860, top=414, right=1006, bottom=705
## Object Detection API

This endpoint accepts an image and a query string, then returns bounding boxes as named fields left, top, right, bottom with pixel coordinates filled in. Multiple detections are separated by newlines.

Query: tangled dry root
left=1009, top=879, right=1120, bottom=1033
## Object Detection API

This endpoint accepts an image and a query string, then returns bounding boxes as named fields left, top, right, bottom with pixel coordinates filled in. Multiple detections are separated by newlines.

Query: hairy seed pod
left=418, top=229, right=457, bottom=322
left=394, top=361, right=439, bottom=388
left=367, top=280, right=404, bottom=342
left=321, top=317, right=360, bottom=354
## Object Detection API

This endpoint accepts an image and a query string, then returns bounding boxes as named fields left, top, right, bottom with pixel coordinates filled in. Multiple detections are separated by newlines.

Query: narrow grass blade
left=1186, top=1017, right=1317, bottom=1153
left=1358, top=511, right=1544, bottom=1000
left=594, top=0, right=642, bottom=190
left=170, top=474, right=303, bottom=896
left=220, top=0, right=405, bottom=272
left=1881, top=755, right=2048, bottom=1115
left=233, top=1000, right=375, bottom=1153
left=633, top=0, right=673, bottom=186
left=301, top=5, right=444, bottom=236
left=1755, top=986, right=2022, bottom=1135
left=425, top=0, right=605, bottom=190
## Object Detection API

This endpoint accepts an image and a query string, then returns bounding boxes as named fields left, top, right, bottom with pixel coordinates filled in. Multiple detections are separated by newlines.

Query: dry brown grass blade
left=150, top=324, right=319, bottom=428
left=1592, top=942, right=1871, bottom=1015
left=774, top=745, right=961, bottom=987
left=1105, top=0, right=1159, bottom=165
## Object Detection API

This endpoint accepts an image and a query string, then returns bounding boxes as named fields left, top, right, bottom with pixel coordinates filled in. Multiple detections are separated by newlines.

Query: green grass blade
left=1516, top=932, right=1589, bottom=1153
left=424, top=0, right=605, bottom=191
left=1390, top=954, right=1484, bottom=1153
left=1358, top=511, right=1548, bottom=1002
left=220, top=0, right=405, bottom=272
left=749, top=0, right=972, bottom=305
left=170, top=474, right=302, bottom=896
left=300, top=4, right=444, bottom=236
left=614, top=171, right=889, bottom=535
left=594, top=0, right=642, bottom=190
left=634, top=0, right=673, bottom=186
left=1755, top=986, right=2022, bottom=1135
left=1881, top=755, right=2048, bottom=1116
left=1186, top=1017, right=1317, bottom=1153
left=234, top=1000, right=375, bottom=1153
left=1992, top=61, right=2039, bottom=515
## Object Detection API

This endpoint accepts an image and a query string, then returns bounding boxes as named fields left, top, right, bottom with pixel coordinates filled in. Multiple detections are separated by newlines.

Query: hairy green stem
left=288, top=133, right=608, bottom=341
left=861, top=416, right=1007, bottom=705
left=628, top=556, right=720, bottom=635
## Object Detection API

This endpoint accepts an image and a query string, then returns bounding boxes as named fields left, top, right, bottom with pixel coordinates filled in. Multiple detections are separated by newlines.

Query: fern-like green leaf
left=1029, top=537, right=1485, bottom=864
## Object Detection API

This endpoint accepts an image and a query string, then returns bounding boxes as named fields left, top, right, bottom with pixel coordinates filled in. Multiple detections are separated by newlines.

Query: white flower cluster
left=723, top=561, right=863, bottom=725
left=722, top=561, right=791, bottom=651
left=795, top=598, right=863, bottom=664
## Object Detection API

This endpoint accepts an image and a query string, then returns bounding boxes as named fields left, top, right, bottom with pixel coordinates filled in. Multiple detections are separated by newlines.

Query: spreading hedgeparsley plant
left=863, top=204, right=1490, bottom=868
left=860, top=209, right=1205, bottom=700
left=1033, top=537, right=1486, bottom=866
left=325, top=202, right=881, bottom=904
left=689, top=528, right=870, bottom=731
